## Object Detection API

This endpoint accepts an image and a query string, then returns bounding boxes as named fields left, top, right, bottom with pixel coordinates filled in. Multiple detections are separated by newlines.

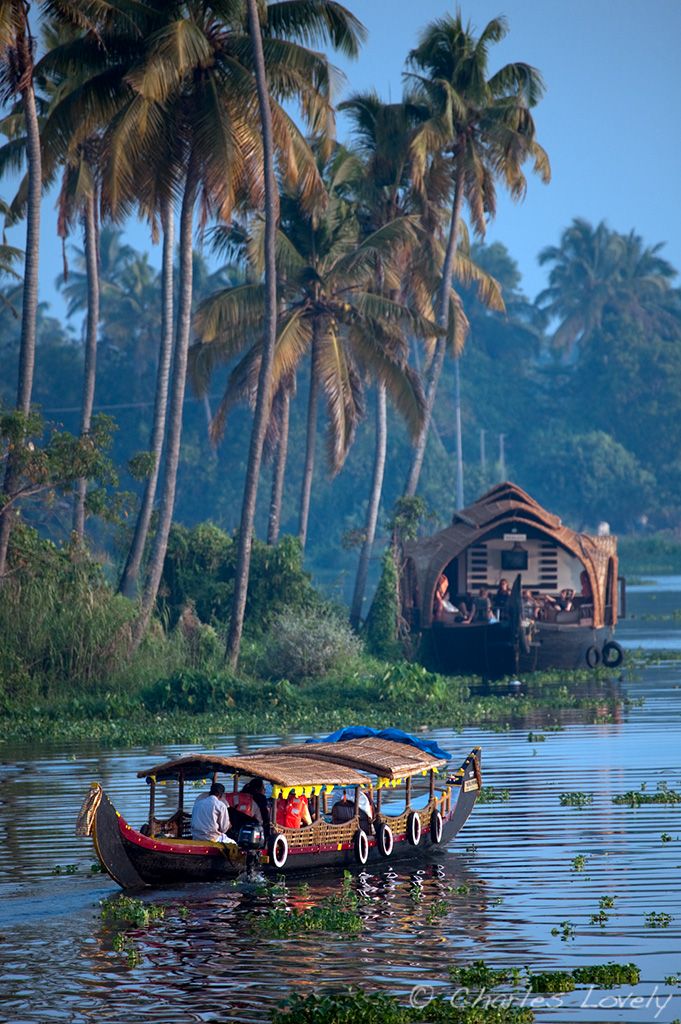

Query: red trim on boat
left=116, top=814, right=221, bottom=856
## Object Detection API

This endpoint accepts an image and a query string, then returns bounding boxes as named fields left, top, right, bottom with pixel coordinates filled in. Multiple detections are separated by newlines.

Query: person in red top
left=275, top=791, right=312, bottom=828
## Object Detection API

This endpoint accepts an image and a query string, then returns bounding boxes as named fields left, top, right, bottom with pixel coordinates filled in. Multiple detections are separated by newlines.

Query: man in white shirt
left=190, top=782, right=236, bottom=843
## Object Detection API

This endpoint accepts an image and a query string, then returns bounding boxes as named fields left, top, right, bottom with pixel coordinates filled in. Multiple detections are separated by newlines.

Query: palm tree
left=0, top=0, right=43, bottom=577
left=537, top=218, right=677, bottom=353
left=193, top=147, right=429, bottom=558
left=402, top=12, right=550, bottom=506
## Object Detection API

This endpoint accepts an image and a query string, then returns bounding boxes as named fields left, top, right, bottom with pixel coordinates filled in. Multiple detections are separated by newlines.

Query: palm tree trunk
left=267, top=387, right=289, bottom=545
left=404, top=163, right=465, bottom=500
left=350, top=381, right=387, bottom=628
left=0, top=48, right=42, bottom=580
left=73, top=190, right=100, bottom=541
left=118, top=198, right=174, bottom=597
left=131, top=161, right=197, bottom=650
left=298, top=328, right=320, bottom=550
left=225, top=0, right=279, bottom=669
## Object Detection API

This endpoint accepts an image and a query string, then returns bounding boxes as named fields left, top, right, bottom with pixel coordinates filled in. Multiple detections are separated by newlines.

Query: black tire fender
left=430, top=809, right=443, bottom=844
left=585, top=645, right=601, bottom=668
left=602, top=640, right=624, bottom=668
left=376, top=822, right=394, bottom=858
left=354, top=828, right=369, bottom=865
left=407, top=810, right=422, bottom=846
left=269, top=833, right=288, bottom=869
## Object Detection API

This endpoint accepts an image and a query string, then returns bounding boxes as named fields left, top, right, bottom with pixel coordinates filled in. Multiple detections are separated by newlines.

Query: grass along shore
left=1, top=660, right=634, bottom=746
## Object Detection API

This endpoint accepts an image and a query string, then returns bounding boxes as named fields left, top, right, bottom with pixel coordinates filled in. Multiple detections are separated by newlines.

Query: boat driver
left=190, top=782, right=236, bottom=843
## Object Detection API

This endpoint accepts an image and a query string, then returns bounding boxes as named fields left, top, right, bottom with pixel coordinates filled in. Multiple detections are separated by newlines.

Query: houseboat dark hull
left=78, top=752, right=482, bottom=889
left=427, top=620, right=618, bottom=677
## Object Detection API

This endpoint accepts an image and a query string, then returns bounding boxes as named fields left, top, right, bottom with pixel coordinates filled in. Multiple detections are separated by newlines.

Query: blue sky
left=5, top=0, right=681, bottom=322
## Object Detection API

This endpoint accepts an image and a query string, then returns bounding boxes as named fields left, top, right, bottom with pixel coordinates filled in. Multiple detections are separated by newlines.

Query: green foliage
left=477, top=786, right=510, bottom=804
left=364, top=548, right=400, bottom=659
left=388, top=496, right=428, bottom=541
left=613, top=783, right=681, bottom=806
left=270, top=990, right=535, bottom=1024
left=259, top=606, right=363, bottom=683
left=559, top=792, right=593, bottom=808
left=160, top=526, right=316, bottom=629
left=143, top=670, right=240, bottom=713
left=100, top=895, right=165, bottom=927
left=644, top=911, right=673, bottom=928
left=0, top=524, right=136, bottom=702
left=551, top=920, right=575, bottom=941
left=570, top=854, right=587, bottom=872
left=527, top=971, right=575, bottom=993
left=619, top=534, right=681, bottom=574
left=571, top=963, right=640, bottom=987
left=448, top=961, right=519, bottom=989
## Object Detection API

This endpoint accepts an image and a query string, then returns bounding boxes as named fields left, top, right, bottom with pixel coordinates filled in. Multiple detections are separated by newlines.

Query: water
left=1, top=581, right=680, bottom=1023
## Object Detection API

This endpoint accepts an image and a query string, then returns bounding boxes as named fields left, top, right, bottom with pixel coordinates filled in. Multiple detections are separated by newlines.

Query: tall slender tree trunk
left=73, top=190, right=100, bottom=540
left=267, top=387, right=289, bottom=545
left=131, top=162, right=198, bottom=650
left=404, top=164, right=465, bottom=501
left=225, top=0, right=279, bottom=668
left=298, top=328, right=320, bottom=550
left=350, top=381, right=387, bottom=628
left=0, top=48, right=42, bottom=580
left=119, top=199, right=175, bottom=597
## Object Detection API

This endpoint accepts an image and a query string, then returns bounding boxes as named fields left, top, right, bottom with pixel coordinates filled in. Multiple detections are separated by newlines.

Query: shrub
left=143, top=670, right=240, bottom=713
left=260, top=607, right=363, bottom=682
left=364, top=548, right=400, bottom=660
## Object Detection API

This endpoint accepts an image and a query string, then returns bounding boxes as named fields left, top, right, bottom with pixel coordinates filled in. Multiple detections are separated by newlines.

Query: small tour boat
left=76, top=729, right=481, bottom=889
left=400, top=481, right=626, bottom=677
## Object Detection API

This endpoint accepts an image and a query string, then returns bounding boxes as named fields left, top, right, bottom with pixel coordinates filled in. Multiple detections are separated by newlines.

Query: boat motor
left=237, top=824, right=265, bottom=850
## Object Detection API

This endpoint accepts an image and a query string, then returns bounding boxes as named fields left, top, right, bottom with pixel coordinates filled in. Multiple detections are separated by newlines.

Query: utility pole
left=480, top=428, right=486, bottom=473
left=499, top=433, right=506, bottom=479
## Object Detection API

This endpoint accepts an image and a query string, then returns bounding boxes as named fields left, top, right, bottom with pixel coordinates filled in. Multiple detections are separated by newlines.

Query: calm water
left=1, top=580, right=680, bottom=1024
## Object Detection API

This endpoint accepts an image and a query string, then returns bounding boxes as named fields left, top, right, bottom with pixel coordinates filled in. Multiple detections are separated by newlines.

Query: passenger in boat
left=227, top=777, right=271, bottom=839
left=495, top=578, right=511, bottom=617
left=331, top=788, right=373, bottom=828
left=190, top=782, right=236, bottom=844
left=556, top=588, right=574, bottom=611
left=434, top=574, right=458, bottom=617
left=522, top=589, right=538, bottom=620
left=472, top=588, right=498, bottom=623
left=275, top=791, right=312, bottom=829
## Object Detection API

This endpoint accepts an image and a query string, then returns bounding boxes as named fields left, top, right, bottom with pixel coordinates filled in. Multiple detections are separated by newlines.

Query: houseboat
left=76, top=728, right=481, bottom=888
left=400, top=482, right=625, bottom=677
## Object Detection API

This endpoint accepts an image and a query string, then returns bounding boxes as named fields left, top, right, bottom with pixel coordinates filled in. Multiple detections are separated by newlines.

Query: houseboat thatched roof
left=402, top=482, right=617, bottom=629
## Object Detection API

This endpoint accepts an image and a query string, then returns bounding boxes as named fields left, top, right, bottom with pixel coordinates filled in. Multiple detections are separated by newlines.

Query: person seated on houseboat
left=227, top=777, right=271, bottom=840
left=522, top=589, right=539, bottom=621
left=494, top=578, right=511, bottom=617
left=471, top=588, right=498, bottom=623
left=331, top=788, right=373, bottom=829
left=190, top=782, right=236, bottom=844
left=275, top=790, right=312, bottom=829
left=556, top=588, right=575, bottom=611
left=434, top=573, right=459, bottom=617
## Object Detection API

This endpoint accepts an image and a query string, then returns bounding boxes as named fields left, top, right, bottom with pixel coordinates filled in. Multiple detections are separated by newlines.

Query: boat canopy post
left=405, top=777, right=412, bottom=808
left=233, top=773, right=239, bottom=793
left=376, top=785, right=382, bottom=814
left=322, top=789, right=328, bottom=815
left=147, top=776, right=156, bottom=837
left=178, top=771, right=184, bottom=816
left=429, top=769, right=435, bottom=802
left=353, top=785, right=360, bottom=816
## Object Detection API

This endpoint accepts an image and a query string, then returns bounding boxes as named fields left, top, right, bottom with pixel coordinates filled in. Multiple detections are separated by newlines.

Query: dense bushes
left=160, top=526, right=318, bottom=629
left=0, top=525, right=135, bottom=702
left=260, top=607, right=363, bottom=682
left=618, top=533, right=681, bottom=575
left=364, top=548, right=400, bottom=660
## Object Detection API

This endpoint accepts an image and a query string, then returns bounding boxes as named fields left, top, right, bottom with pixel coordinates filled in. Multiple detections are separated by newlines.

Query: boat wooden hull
left=426, top=621, right=614, bottom=677
left=78, top=751, right=482, bottom=889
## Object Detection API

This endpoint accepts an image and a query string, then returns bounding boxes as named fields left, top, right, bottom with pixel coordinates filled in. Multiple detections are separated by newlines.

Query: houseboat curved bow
left=401, top=481, right=625, bottom=677
left=77, top=730, right=482, bottom=888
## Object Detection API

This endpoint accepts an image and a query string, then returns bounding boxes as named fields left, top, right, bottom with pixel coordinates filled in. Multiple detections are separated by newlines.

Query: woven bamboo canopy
left=402, top=481, right=618, bottom=629
left=138, top=753, right=366, bottom=787
left=271, top=737, right=447, bottom=780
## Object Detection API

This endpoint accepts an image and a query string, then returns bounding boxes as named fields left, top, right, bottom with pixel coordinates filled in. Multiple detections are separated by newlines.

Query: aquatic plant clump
left=559, top=792, right=593, bottom=808
left=571, top=963, right=640, bottom=987
left=100, top=895, right=165, bottom=927
left=613, top=784, right=681, bottom=806
left=477, top=786, right=511, bottom=804
left=270, top=989, right=536, bottom=1024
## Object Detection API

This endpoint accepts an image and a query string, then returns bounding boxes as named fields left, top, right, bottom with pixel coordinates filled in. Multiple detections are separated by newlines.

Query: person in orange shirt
left=275, top=791, right=312, bottom=828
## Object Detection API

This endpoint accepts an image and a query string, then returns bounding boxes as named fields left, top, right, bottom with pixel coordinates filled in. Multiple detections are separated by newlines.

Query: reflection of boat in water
left=77, top=729, right=481, bottom=889
left=401, top=482, right=626, bottom=678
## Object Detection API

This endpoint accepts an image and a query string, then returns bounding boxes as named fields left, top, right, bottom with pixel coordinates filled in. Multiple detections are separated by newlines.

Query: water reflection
left=1, top=583, right=680, bottom=1022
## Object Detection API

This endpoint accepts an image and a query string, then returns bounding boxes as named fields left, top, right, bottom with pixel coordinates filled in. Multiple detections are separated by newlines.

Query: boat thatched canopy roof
left=138, top=753, right=366, bottom=787
left=403, top=482, right=617, bottom=628
left=268, top=737, right=447, bottom=779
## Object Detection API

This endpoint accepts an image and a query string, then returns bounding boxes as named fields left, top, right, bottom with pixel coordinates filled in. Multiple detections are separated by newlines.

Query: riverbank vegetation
left=0, top=3, right=678, bottom=729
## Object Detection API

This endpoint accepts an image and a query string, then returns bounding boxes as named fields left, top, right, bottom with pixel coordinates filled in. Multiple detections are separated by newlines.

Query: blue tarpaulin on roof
left=306, top=726, right=451, bottom=761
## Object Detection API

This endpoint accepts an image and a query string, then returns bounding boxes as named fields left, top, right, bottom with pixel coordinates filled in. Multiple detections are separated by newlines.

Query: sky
left=6, top=0, right=681, bottom=323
